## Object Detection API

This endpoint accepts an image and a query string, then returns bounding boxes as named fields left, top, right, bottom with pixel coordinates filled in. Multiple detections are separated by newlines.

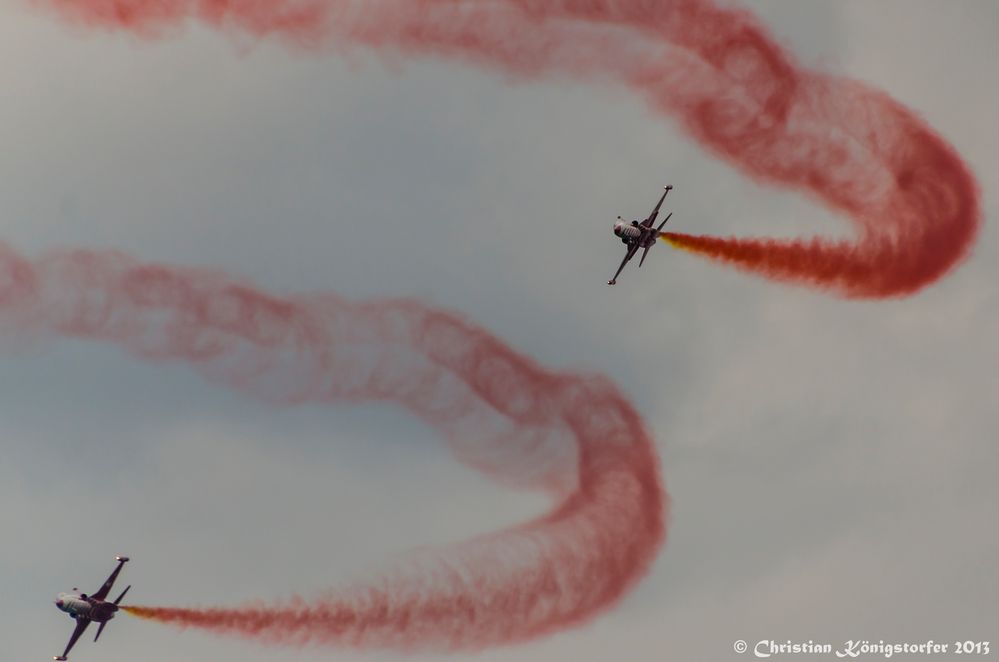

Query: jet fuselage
left=613, top=220, right=658, bottom=248
left=55, top=594, right=118, bottom=623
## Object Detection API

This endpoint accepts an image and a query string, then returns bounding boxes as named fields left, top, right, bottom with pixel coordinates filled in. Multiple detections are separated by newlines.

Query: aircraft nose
left=55, top=599, right=64, bottom=608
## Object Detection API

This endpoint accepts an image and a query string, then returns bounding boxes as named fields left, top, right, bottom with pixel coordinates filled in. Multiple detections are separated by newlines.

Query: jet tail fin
left=113, top=585, right=130, bottom=606
left=639, top=244, right=653, bottom=268
left=656, top=212, right=673, bottom=232
left=93, top=622, right=107, bottom=643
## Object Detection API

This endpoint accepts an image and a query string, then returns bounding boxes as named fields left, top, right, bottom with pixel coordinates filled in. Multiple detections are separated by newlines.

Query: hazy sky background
left=2, top=1, right=996, bottom=660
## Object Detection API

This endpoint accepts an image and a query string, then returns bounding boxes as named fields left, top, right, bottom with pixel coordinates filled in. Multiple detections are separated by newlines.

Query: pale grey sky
left=2, top=2, right=996, bottom=661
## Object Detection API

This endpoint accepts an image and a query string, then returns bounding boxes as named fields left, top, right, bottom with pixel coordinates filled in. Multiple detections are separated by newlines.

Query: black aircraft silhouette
left=52, top=556, right=131, bottom=660
left=608, top=185, right=674, bottom=285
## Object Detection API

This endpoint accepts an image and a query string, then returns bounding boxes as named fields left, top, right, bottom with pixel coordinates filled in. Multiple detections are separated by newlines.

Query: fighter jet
left=608, top=185, right=674, bottom=285
left=52, top=556, right=131, bottom=660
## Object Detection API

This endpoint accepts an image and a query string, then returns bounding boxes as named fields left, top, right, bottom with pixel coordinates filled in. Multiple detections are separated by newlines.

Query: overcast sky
left=2, top=1, right=996, bottom=660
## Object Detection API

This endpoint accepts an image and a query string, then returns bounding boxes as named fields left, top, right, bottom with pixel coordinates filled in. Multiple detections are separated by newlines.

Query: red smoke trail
left=15, top=0, right=981, bottom=650
left=37, top=0, right=981, bottom=297
left=1, top=242, right=664, bottom=649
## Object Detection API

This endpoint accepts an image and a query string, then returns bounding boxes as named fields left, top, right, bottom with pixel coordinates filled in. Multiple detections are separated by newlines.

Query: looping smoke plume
left=20, top=0, right=983, bottom=652
left=2, top=242, right=665, bottom=649
left=37, top=0, right=980, bottom=297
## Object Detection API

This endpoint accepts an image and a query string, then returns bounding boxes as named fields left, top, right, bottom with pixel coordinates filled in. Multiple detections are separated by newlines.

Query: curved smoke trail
left=37, top=0, right=981, bottom=297
left=1, top=242, right=664, bottom=648
left=18, top=0, right=981, bottom=651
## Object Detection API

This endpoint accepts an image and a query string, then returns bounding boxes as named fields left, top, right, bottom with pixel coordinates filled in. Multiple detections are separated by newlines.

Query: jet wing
left=609, top=242, right=640, bottom=284
left=91, top=558, right=127, bottom=602
left=641, top=185, right=672, bottom=227
left=55, top=618, right=90, bottom=661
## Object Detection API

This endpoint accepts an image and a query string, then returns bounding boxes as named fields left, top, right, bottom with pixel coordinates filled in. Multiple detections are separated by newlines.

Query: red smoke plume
left=1, top=242, right=664, bottom=649
left=17, top=0, right=981, bottom=651
left=37, top=0, right=980, bottom=297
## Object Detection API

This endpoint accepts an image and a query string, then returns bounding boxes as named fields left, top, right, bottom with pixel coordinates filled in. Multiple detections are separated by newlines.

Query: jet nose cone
left=55, top=599, right=64, bottom=607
